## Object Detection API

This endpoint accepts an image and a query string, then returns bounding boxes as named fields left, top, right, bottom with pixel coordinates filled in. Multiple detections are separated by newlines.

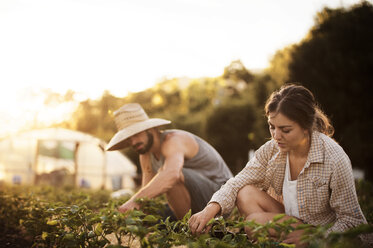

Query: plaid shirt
left=210, top=131, right=367, bottom=233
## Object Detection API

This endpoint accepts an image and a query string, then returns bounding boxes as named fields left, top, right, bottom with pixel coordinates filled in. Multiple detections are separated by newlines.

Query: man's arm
left=139, top=153, right=155, bottom=187
left=118, top=133, right=197, bottom=213
left=133, top=147, right=184, bottom=199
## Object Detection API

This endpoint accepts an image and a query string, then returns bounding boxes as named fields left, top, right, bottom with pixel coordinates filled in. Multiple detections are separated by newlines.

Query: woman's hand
left=188, top=202, right=221, bottom=235
left=118, top=199, right=140, bottom=213
left=283, top=229, right=308, bottom=248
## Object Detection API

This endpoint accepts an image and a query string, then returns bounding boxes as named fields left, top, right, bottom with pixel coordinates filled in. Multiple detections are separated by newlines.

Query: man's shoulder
left=161, top=130, right=199, bottom=157
left=163, top=129, right=194, bottom=142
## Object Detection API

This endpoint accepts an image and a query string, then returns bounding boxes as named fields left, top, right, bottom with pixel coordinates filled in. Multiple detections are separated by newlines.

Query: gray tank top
left=150, top=129, right=233, bottom=185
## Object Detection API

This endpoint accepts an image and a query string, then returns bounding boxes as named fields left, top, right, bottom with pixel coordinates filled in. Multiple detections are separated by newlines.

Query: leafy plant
left=0, top=183, right=372, bottom=248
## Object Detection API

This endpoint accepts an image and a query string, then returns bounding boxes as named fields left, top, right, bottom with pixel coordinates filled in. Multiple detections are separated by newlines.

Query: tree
left=205, top=99, right=257, bottom=174
left=66, top=91, right=124, bottom=142
left=267, top=46, right=293, bottom=86
left=287, top=2, right=373, bottom=180
left=223, top=60, right=254, bottom=84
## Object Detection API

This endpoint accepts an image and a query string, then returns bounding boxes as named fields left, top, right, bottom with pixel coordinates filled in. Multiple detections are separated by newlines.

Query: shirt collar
left=307, top=131, right=324, bottom=164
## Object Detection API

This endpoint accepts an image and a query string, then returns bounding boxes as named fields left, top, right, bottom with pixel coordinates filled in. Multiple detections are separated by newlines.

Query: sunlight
left=0, top=88, right=79, bottom=138
left=0, top=0, right=363, bottom=138
left=0, top=163, right=5, bottom=181
left=37, top=101, right=78, bottom=125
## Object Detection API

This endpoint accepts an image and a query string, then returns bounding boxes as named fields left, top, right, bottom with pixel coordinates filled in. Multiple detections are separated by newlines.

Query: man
left=107, top=103, right=233, bottom=219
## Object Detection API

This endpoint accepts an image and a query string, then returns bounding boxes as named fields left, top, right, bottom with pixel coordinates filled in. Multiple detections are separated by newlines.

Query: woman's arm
left=328, top=155, right=367, bottom=233
left=189, top=202, right=221, bottom=235
left=209, top=140, right=276, bottom=216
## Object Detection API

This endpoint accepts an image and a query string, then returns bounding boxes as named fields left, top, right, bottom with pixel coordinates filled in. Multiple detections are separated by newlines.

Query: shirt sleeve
left=209, top=140, right=274, bottom=216
left=327, top=154, right=367, bottom=234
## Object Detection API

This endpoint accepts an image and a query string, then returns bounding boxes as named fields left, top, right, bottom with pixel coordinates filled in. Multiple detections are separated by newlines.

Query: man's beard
left=135, top=131, right=154, bottom=154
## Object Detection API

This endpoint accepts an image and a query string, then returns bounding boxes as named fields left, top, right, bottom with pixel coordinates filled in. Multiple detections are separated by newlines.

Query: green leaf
left=127, top=225, right=139, bottom=233
left=182, top=209, right=192, bottom=223
left=130, top=210, right=145, bottom=217
left=273, top=213, right=286, bottom=222
left=207, top=218, right=216, bottom=226
left=279, top=242, right=296, bottom=248
left=295, top=224, right=313, bottom=230
left=63, top=233, right=75, bottom=241
left=95, top=223, right=103, bottom=235
left=143, top=214, right=159, bottom=223
left=47, top=220, right=58, bottom=226
left=125, top=218, right=137, bottom=225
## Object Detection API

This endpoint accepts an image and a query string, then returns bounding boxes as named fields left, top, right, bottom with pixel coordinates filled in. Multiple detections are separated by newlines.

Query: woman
left=189, top=84, right=367, bottom=246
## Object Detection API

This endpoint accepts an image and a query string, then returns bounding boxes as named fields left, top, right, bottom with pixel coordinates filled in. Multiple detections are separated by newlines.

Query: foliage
left=68, top=91, right=125, bottom=142
left=53, top=2, right=373, bottom=181
left=205, top=99, right=257, bottom=174
left=285, top=1, right=373, bottom=180
left=267, top=46, right=293, bottom=86
left=1, top=183, right=372, bottom=248
left=223, top=60, right=254, bottom=84
left=356, top=179, right=373, bottom=223
left=59, top=72, right=271, bottom=175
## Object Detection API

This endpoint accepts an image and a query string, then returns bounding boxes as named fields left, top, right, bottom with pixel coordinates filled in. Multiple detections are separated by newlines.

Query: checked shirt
left=210, top=131, right=367, bottom=233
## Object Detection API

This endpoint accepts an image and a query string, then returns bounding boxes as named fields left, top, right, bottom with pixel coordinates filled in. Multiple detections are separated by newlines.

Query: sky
left=0, top=0, right=366, bottom=137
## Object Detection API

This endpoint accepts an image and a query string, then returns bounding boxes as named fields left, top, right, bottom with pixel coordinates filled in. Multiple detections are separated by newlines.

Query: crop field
left=1, top=180, right=372, bottom=248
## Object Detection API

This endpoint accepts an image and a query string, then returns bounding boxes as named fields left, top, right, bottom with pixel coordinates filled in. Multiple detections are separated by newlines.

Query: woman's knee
left=236, top=185, right=261, bottom=213
left=244, top=212, right=273, bottom=237
left=246, top=212, right=267, bottom=224
left=242, top=212, right=268, bottom=237
left=236, top=185, right=284, bottom=216
left=236, top=185, right=260, bottom=205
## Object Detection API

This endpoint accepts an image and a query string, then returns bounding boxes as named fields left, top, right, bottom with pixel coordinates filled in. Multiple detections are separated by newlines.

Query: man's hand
left=118, top=199, right=140, bottom=213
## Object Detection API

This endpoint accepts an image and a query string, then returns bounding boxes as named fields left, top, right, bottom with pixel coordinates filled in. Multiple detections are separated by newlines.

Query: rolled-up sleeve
left=327, top=155, right=367, bottom=233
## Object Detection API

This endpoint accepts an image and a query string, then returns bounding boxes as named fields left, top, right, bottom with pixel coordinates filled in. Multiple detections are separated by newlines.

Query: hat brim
left=106, top=118, right=171, bottom=151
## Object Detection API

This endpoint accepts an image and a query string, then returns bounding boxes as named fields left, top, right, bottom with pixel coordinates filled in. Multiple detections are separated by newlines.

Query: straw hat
left=106, top=103, right=171, bottom=151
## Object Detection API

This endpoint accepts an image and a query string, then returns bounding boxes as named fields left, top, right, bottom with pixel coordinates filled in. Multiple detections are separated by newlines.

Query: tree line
left=56, top=2, right=373, bottom=181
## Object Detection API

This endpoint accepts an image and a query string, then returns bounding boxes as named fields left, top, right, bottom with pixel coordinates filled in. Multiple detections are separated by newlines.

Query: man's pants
left=182, top=168, right=222, bottom=214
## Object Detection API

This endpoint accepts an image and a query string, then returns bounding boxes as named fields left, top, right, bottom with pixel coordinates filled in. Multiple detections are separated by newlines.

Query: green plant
left=1, top=183, right=372, bottom=248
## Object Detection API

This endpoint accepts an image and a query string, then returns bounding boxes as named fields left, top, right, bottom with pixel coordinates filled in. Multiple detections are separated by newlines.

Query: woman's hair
left=265, top=84, right=334, bottom=136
